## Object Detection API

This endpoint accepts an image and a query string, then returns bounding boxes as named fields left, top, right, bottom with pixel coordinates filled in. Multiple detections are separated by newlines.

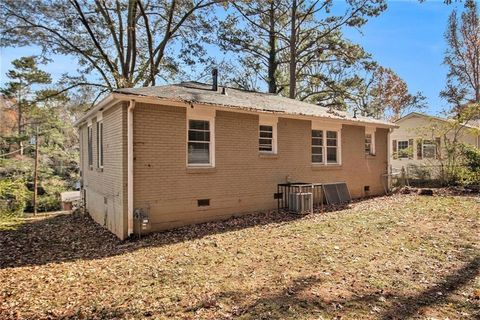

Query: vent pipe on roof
left=212, top=68, right=218, bottom=91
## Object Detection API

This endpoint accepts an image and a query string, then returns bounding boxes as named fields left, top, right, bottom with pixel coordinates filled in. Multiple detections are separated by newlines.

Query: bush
left=0, top=179, right=29, bottom=217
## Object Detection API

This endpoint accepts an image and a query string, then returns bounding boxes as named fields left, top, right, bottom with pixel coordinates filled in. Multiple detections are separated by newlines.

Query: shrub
left=0, top=179, right=29, bottom=217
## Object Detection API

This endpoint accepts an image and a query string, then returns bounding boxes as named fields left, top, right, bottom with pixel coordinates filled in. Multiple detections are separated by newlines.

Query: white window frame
left=311, top=129, right=324, bottom=164
left=311, top=121, right=342, bottom=165
left=87, top=120, right=93, bottom=169
left=259, top=114, right=278, bottom=154
left=96, top=112, right=104, bottom=169
left=97, top=121, right=104, bottom=168
left=365, top=127, right=376, bottom=155
left=186, top=106, right=216, bottom=167
left=397, top=140, right=409, bottom=159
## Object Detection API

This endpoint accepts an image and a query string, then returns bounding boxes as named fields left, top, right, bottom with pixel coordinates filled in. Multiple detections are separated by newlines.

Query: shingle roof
left=115, top=82, right=395, bottom=127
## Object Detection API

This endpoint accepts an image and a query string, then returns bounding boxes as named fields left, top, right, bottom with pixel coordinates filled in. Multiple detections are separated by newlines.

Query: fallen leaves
left=0, top=194, right=479, bottom=319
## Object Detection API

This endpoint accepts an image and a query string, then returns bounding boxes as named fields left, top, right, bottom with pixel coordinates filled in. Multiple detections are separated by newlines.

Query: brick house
left=75, top=81, right=396, bottom=239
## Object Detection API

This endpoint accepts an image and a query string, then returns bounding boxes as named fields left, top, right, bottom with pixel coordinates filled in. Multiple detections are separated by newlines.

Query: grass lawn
left=0, top=194, right=479, bottom=319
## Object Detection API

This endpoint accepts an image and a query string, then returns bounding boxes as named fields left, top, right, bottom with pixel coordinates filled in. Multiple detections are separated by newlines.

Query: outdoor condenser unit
left=288, top=192, right=313, bottom=214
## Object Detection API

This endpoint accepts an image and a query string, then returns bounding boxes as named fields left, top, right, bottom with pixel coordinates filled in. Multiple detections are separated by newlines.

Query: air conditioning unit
left=288, top=192, right=313, bottom=214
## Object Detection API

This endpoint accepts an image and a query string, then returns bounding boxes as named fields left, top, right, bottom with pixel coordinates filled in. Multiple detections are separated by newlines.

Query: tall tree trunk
left=33, top=128, right=39, bottom=215
left=289, top=0, right=297, bottom=99
left=267, top=1, right=277, bottom=94
left=17, top=89, right=23, bottom=156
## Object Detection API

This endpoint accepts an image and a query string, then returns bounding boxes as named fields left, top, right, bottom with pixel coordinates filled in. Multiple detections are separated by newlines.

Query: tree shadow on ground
left=217, top=256, right=480, bottom=320
left=380, top=255, right=480, bottom=319
left=0, top=204, right=349, bottom=269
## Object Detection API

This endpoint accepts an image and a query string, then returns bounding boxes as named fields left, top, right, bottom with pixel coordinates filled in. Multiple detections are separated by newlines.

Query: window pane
left=423, top=145, right=436, bottom=159
left=312, top=130, right=323, bottom=138
left=188, top=130, right=210, bottom=142
left=398, top=141, right=408, bottom=150
left=189, top=120, right=209, bottom=130
left=99, top=123, right=104, bottom=166
left=365, top=134, right=372, bottom=143
left=259, top=125, right=273, bottom=152
left=365, top=143, right=371, bottom=154
left=326, top=139, right=337, bottom=146
left=259, top=125, right=273, bottom=132
left=188, top=142, right=210, bottom=164
left=312, top=154, right=323, bottom=163
left=312, top=146, right=323, bottom=155
left=327, top=147, right=337, bottom=163
left=260, top=131, right=273, bottom=138
left=326, top=131, right=337, bottom=139
left=312, top=138, right=323, bottom=146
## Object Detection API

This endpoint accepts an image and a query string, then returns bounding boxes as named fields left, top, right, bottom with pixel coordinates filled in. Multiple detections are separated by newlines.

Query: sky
left=0, top=0, right=464, bottom=116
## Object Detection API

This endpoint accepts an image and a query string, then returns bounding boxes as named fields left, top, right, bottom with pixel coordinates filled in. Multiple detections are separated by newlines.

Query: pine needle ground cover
left=1, top=194, right=479, bottom=319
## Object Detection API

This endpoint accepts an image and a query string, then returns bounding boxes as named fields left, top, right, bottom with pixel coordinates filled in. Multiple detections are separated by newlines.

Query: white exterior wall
left=390, top=114, right=479, bottom=172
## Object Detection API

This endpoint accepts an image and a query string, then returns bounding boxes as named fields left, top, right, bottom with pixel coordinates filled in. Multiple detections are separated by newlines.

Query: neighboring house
left=390, top=112, right=480, bottom=172
left=75, top=80, right=396, bottom=239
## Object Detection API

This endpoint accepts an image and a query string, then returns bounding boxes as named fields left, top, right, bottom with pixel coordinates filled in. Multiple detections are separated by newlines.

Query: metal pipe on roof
left=212, top=68, right=218, bottom=92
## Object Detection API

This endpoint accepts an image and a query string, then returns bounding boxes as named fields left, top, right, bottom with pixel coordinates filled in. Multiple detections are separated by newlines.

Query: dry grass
left=0, top=194, right=479, bottom=319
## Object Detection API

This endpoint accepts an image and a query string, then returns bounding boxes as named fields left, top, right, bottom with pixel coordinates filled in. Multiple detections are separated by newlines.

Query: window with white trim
left=97, top=121, right=104, bottom=168
left=259, top=115, right=278, bottom=154
left=188, top=119, right=211, bottom=165
left=326, top=131, right=338, bottom=164
left=311, top=122, right=341, bottom=165
left=365, top=128, right=376, bottom=155
left=259, top=125, right=273, bottom=152
left=397, top=140, right=409, bottom=158
left=186, top=107, right=215, bottom=167
left=87, top=125, right=93, bottom=168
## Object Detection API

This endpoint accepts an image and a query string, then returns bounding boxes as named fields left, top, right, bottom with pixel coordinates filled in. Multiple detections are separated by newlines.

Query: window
left=326, top=131, right=338, bottom=164
left=365, top=127, right=376, bottom=155
left=422, top=140, right=436, bottom=159
left=87, top=125, right=93, bottom=168
left=259, top=125, right=273, bottom=152
left=311, top=130, right=323, bottom=163
left=365, top=133, right=372, bottom=154
left=397, top=140, right=409, bottom=158
left=97, top=121, right=104, bottom=168
left=188, top=120, right=211, bottom=165
left=258, top=115, right=278, bottom=154
left=311, top=122, right=341, bottom=165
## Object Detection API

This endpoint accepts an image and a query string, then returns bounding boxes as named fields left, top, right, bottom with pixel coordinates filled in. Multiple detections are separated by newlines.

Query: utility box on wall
left=133, top=208, right=151, bottom=237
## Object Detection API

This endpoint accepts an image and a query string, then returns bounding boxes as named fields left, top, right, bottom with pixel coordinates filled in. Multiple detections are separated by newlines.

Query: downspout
left=387, top=127, right=393, bottom=193
left=127, top=100, right=136, bottom=237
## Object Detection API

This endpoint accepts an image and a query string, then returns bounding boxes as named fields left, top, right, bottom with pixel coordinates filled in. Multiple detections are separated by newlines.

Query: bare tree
left=440, top=0, right=480, bottom=112
left=1, top=0, right=223, bottom=92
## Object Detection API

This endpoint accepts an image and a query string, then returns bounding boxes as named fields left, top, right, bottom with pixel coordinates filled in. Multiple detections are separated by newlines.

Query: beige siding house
left=390, top=112, right=480, bottom=172
left=76, top=82, right=396, bottom=239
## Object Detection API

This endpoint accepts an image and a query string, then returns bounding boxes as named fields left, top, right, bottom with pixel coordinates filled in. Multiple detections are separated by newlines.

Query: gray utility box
left=288, top=192, right=313, bottom=214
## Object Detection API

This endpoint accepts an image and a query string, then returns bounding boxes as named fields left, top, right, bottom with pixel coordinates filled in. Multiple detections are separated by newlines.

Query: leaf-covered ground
left=0, top=194, right=479, bottom=319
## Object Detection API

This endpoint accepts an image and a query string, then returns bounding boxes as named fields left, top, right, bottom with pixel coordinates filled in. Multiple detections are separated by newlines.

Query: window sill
left=311, top=164, right=342, bottom=171
left=96, top=167, right=104, bottom=173
left=186, top=166, right=216, bottom=174
left=365, top=154, right=376, bottom=159
left=259, top=153, right=278, bottom=159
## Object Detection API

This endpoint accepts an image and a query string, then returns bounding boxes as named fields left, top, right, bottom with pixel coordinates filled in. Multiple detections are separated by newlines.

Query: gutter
left=127, top=99, right=136, bottom=237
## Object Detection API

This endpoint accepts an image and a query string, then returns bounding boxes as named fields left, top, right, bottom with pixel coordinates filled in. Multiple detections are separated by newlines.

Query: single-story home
left=75, top=78, right=396, bottom=239
left=390, top=112, right=480, bottom=173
